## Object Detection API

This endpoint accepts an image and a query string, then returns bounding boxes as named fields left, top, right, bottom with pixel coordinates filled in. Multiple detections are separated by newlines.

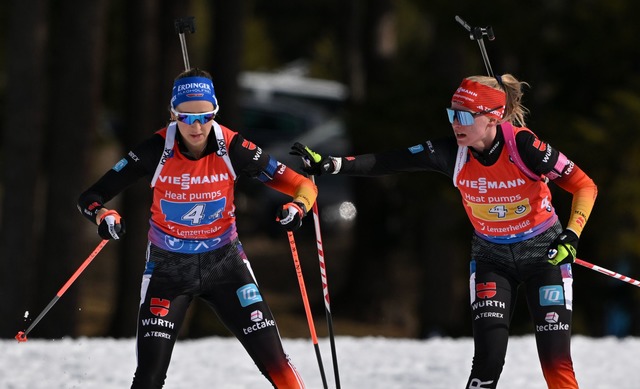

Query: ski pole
left=174, top=16, right=196, bottom=71
left=455, top=15, right=496, bottom=77
left=304, top=164, right=342, bottom=388
left=286, top=231, right=328, bottom=389
left=575, top=258, right=640, bottom=288
left=15, top=239, right=109, bottom=342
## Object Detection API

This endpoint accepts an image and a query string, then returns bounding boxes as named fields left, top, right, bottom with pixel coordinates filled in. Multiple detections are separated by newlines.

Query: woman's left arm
left=228, top=133, right=318, bottom=213
left=517, top=130, right=598, bottom=236
left=551, top=164, right=598, bottom=237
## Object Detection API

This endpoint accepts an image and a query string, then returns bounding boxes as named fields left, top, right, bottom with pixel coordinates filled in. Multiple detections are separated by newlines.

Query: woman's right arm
left=291, top=137, right=459, bottom=178
left=78, top=134, right=164, bottom=225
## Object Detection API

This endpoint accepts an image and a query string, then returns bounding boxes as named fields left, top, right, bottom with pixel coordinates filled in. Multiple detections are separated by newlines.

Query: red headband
left=451, top=78, right=506, bottom=120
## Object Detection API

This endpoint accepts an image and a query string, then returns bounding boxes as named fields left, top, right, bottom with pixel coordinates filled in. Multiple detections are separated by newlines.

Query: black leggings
left=131, top=240, right=304, bottom=389
left=465, top=223, right=578, bottom=389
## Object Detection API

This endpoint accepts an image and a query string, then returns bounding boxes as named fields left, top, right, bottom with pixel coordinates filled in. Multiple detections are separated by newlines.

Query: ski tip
left=15, top=331, right=28, bottom=343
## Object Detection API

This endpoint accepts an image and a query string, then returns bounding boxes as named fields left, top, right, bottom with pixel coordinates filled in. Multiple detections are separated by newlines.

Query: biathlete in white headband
left=78, top=68, right=316, bottom=388
left=291, top=74, right=597, bottom=389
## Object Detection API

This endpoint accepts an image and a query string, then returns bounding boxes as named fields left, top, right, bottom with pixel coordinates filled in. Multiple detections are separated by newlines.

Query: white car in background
left=235, top=69, right=357, bottom=237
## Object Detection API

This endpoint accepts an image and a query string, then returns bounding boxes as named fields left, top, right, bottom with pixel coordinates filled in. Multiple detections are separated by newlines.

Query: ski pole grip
left=174, top=17, right=196, bottom=71
left=174, top=16, right=196, bottom=34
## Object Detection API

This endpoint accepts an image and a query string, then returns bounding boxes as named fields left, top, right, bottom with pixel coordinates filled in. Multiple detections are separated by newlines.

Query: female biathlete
left=78, top=68, right=315, bottom=388
left=292, top=74, right=597, bottom=389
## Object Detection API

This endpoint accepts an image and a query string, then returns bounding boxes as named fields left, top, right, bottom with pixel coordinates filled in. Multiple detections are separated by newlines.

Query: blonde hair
left=467, top=74, right=529, bottom=127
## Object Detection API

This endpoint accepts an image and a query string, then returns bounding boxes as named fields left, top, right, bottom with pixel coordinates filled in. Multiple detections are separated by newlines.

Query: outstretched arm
left=290, top=138, right=459, bottom=177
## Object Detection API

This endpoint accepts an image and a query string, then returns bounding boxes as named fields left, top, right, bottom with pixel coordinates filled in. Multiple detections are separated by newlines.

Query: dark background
left=1, top=0, right=639, bottom=340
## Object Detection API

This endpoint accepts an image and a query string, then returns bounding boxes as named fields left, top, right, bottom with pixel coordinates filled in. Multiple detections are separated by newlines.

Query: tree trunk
left=208, top=0, right=245, bottom=129
left=0, top=0, right=49, bottom=338
left=37, top=0, right=109, bottom=338
left=184, top=0, right=246, bottom=338
left=108, top=0, right=194, bottom=337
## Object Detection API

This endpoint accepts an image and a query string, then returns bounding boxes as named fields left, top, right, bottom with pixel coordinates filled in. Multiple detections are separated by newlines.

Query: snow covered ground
left=1, top=335, right=637, bottom=388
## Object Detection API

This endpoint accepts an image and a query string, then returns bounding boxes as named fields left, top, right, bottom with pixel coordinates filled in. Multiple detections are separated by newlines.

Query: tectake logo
left=545, top=311, right=559, bottom=324
left=536, top=311, right=569, bottom=332
left=242, top=310, right=276, bottom=334
left=251, top=310, right=263, bottom=323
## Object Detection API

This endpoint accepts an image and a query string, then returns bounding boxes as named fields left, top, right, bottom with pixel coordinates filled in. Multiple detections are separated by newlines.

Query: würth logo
left=476, top=282, right=497, bottom=299
left=150, top=298, right=170, bottom=317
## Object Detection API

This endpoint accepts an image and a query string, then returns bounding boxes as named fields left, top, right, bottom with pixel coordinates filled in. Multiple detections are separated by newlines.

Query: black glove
left=276, top=201, right=307, bottom=231
left=290, top=142, right=340, bottom=176
left=547, top=229, right=578, bottom=265
left=98, top=210, right=126, bottom=240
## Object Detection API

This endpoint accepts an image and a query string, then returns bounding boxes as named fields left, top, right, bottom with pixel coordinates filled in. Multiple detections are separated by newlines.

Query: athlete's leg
left=525, top=262, right=578, bottom=389
left=200, top=240, right=304, bottom=388
left=465, top=259, right=518, bottom=389
left=131, top=246, right=195, bottom=389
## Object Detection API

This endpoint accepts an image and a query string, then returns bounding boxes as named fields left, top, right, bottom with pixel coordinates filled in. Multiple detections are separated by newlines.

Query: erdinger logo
left=177, top=83, right=211, bottom=92
left=476, top=282, right=497, bottom=299
left=150, top=298, right=170, bottom=317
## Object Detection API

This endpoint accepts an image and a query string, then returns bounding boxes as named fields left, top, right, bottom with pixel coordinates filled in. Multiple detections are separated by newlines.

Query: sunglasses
left=446, top=106, right=503, bottom=126
left=171, top=108, right=216, bottom=125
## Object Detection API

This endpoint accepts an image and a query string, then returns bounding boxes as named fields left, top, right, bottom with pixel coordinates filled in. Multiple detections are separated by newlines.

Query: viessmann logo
left=457, top=177, right=527, bottom=194
left=157, top=173, right=230, bottom=190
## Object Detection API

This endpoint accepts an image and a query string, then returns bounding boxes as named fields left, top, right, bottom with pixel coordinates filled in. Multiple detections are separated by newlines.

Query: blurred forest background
left=1, top=0, right=640, bottom=341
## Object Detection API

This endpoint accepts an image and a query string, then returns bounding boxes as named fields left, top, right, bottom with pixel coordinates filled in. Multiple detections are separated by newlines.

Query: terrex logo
left=457, top=177, right=526, bottom=194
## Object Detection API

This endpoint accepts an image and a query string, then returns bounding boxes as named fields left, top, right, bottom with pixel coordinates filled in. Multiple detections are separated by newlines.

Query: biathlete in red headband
left=78, top=68, right=316, bottom=389
left=292, top=74, right=597, bottom=389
